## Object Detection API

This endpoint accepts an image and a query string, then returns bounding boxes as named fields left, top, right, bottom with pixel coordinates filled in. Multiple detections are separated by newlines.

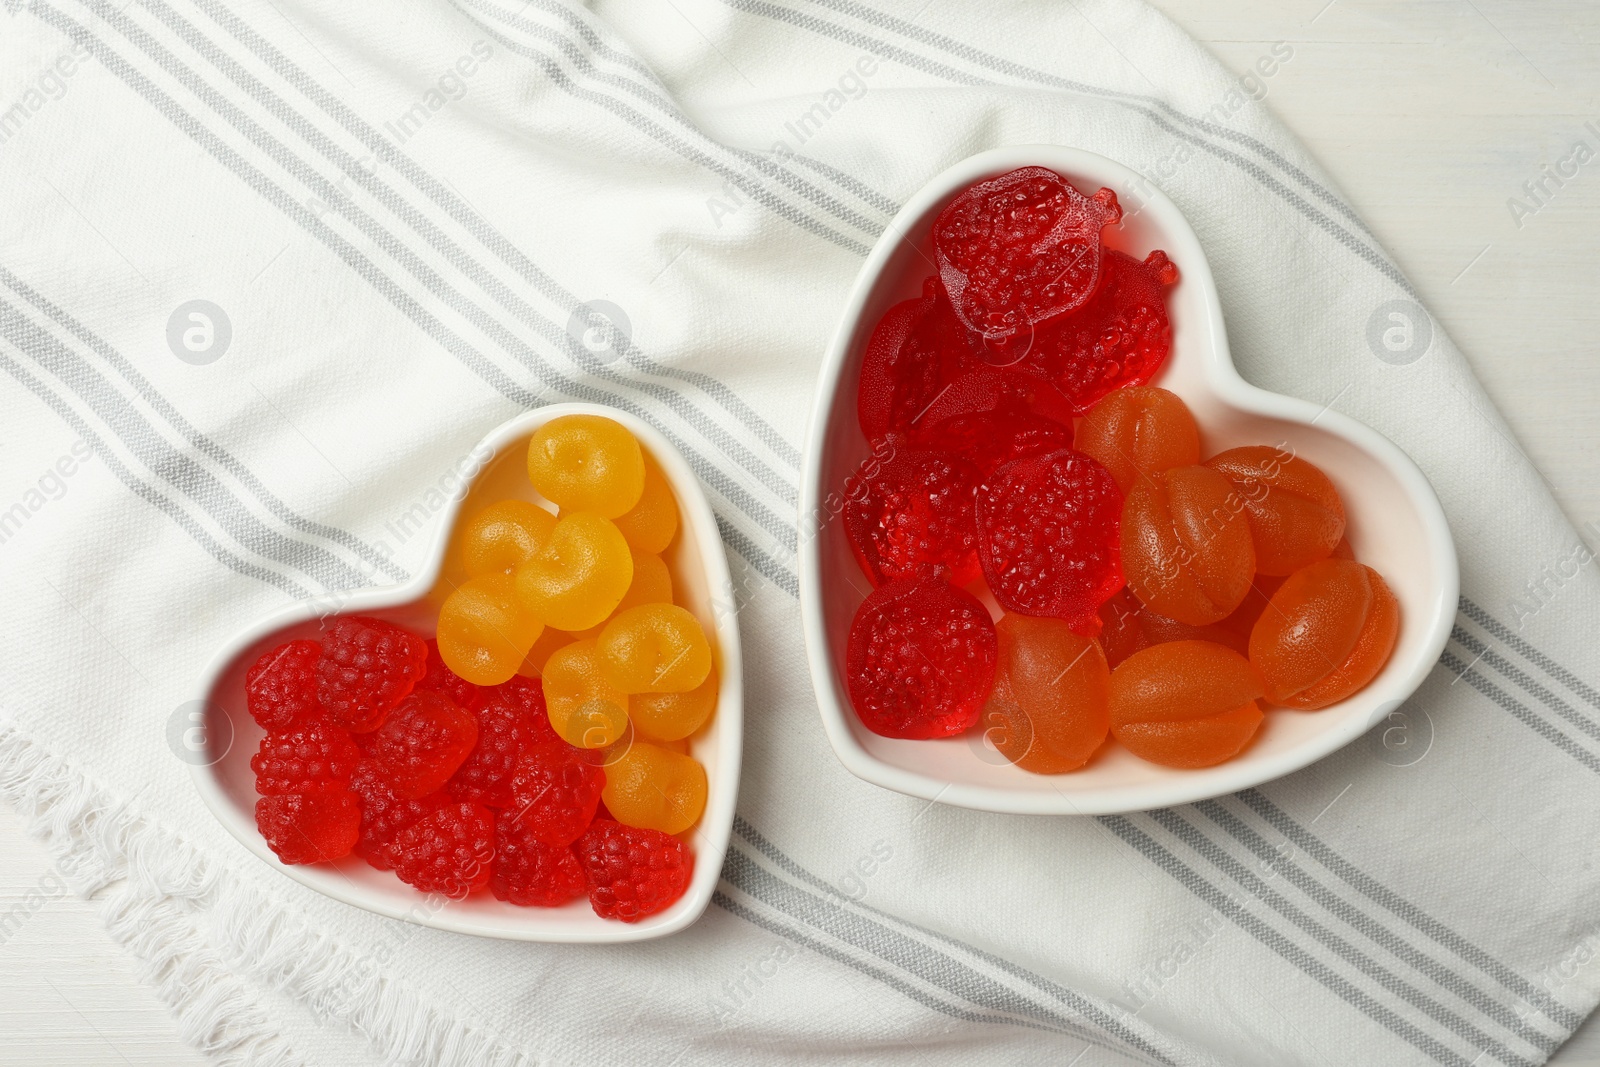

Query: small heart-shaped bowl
left=189, top=403, right=742, bottom=942
left=799, top=145, right=1457, bottom=815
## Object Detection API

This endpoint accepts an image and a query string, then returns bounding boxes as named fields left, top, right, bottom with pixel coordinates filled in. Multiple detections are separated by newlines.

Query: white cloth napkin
left=3, top=0, right=1598, bottom=1064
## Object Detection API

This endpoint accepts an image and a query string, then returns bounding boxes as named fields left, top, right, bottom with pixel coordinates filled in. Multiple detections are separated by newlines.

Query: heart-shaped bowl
left=188, top=403, right=742, bottom=942
left=799, top=145, right=1457, bottom=815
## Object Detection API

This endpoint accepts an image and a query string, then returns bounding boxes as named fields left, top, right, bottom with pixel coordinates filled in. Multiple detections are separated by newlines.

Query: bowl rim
left=797, top=144, right=1459, bottom=815
left=188, top=402, right=743, bottom=942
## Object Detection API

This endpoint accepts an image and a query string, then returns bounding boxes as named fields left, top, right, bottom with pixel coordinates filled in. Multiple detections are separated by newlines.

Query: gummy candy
left=417, top=638, right=487, bottom=711
left=437, top=573, right=545, bottom=687
left=368, top=689, right=479, bottom=799
left=564, top=548, right=673, bottom=642
left=575, top=820, right=693, bottom=922
left=1206, top=445, right=1346, bottom=576
left=526, top=414, right=645, bottom=518
left=385, top=800, right=494, bottom=898
left=1074, top=386, right=1199, bottom=495
left=977, top=614, right=1109, bottom=773
left=913, top=409, right=1074, bottom=476
left=1108, top=640, right=1265, bottom=768
left=514, top=512, right=634, bottom=631
left=613, top=452, right=679, bottom=555
left=486, top=674, right=560, bottom=746
left=857, top=281, right=972, bottom=439
left=1097, top=587, right=1248, bottom=669
left=596, top=604, right=713, bottom=694
left=540, top=639, right=631, bottom=749
left=843, top=437, right=981, bottom=587
left=846, top=576, right=996, bottom=739
left=349, top=759, right=447, bottom=869
left=255, top=791, right=360, bottom=865
left=245, top=639, right=323, bottom=732
left=1250, top=559, right=1398, bottom=709
left=600, top=742, right=708, bottom=835
left=317, top=616, right=427, bottom=733
left=1121, top=464, right=1255, bottom=626
left=459, top=499, right=556, bottom=579
left=490, top=810, right=587, bottom=906
left=631, top=670, right=717, bottom=742
left=446, top=694, right=533, bottom=808
left=250, top=720, right=360, bottom=796
left=507, top=740, right=606, bottom=846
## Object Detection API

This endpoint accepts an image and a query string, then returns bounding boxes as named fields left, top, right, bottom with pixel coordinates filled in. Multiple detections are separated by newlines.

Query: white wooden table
left=4, top=1, right=1597, bottom=1063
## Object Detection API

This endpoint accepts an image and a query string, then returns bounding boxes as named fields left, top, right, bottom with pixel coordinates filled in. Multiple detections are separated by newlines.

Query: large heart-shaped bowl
left=189, top=403, right=742, bottom=942
left=799, top=145, right=1457, bottom=815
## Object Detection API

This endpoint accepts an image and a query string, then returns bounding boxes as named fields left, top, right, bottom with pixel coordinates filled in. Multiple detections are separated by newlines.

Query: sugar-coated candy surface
left=507, top=740, right=606, bottom=846
left=255, top=791, right=360, bottom=865
left=596, top=604, right=712, bottom=694
left=1206, top=446, right=1346, bottom=576
left=316, top=616, right=427, bottom=733
left=1121, top=465, right=1255, bottom=626
left=612, top=452, right=679, bottom=555
left=843, top=438, right=981, bottom=587
left=632, top=670, right=717, bottom=742
left=856, top=282, right=971, bottom=439
left=846, top=577, right=997, bottom=739
left=601, top=742, right=708, bottom=835
left=514, top=512, right=634, bottom=632
left=349, top=760, right=447, bottom=870
left=978, top=615, right=1109, bottom=773
left=437, top=573, right=545, bottom=687
left=459, top=499, right=556, bottom=578
left=446, top=693, right=533, bottom=808
left=933, top=167, right=1121, bottom=338
left=526, top=414, right=645, bottom=518
left=245, top=639, right=323, bottom=732
left=541, top=640, right=631, bottom=749
left=975, top=448, right=1124, bottom=630
left=369, top=690, right=479, bottom=799
left=384, top=800, right=495, bottom=899
left=1074, top=386, right=1200, bottom=495
left=250, top=720, right=361, bottom=796
left=1109, top=640, right=1266, bottom=768
left=1250, top=559, right=1399, bottom=709
left=490, top=810, right=587, bottom=907
left=575, top=820, right=693, bottom=923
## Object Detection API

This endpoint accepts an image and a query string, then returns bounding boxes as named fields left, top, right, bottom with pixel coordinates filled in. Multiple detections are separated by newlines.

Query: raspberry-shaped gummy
left=507, top=740, right=606, bottom=846
left=844, top=437, right=981, bottom=587
left=934, top=167, right=1121, bottom=338
left=316, top=616, right=427, bottom=732
left=489, top=675, right=560, bottom=745
left=857, top=279, right=972, bottom=440
left=255, top=791, right=360, bottom=865
left=976, top=448, right=1124, bottom=630
left=447, top=696, right=531, bottom=808
left=417, top=638, right=487, bottom=711
left=368, top=690, right=479, bottom=799
left=385, top=801, right=495, bottom=898
left=246, top=639, right=324, bottom=732
left=845, top=576, right=997, bottom=739
left=250, top=720, right=361, bottom=796
left=490, top=810, right=587, bottom=907
left=348, top=759, right=447, bottom=870
left=575, top=820, right=693, bottom=923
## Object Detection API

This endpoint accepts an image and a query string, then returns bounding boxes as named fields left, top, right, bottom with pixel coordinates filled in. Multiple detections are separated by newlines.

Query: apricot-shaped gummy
left=1097, top=587, right=1247, bottom=669
left=1121, top=465, right=1255, bottom=626
left=541, top=639, right=630, bottom=749
left=1206, top=446, right=1345, bottom=576
left=612, top=452, right=678, bottom=554
left=1109, top=640, right=1265, bottom=768
left=977, top=615, right=1109, bottom=774
left=1074, top=387, right=1200, bottom=495
left=517, top=626, right=573, bottom=679
left=564, top=548, right=674, bottom=642
left=458, top=499, right=556, bottom=578
left=436, top=574, right=544, bottom=686
left=843, top=437, right=981, bottom=587
left=632, top=669, right=717, bottom=742
left=514, top=512, right=633, bottom=631
left=601, top=742, right=707, bottom=836
left=596, top=604, right=712, bottom=694
left=1250, top=559, right=1399, bottom=710
left=526, top=414, right=644, bottom=518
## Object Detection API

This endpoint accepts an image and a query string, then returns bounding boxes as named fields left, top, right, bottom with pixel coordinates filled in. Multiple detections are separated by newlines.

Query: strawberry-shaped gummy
left=933, top=167, right=1122, bottom=339
left=1023, top=250, right=1179, bottom=414
left=368, top=689, right=478, bottom=799
left=857, top=279, right=971, bottom=439
left=255, top=791, right=360, bottom=865
left=246, top=639, right=324, bottom=731
left=575, top=820, right=693, bottom=923
left=417, top=638, right=487, bottom=711
left=490, top=810, right=587, bottom=907
left=447, top=694, right=533, bottom=808
left=845, top=576, right=997, bottom=739
left=250, top=719, right=361, bottom=796
left=975, top=448, right=1124, bottom=630
left=316, top=616, right=427, bottom=732
left=507, top=740, right=606, bottom=846
left=385, top=800, right=495, bottom=898
left=843, top=436, right=981, bottom=587
left=348, top=759, right=447, bottom=870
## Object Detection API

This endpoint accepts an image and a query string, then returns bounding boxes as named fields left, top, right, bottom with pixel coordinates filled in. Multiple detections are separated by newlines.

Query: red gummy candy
left=934, top=167, right=1121, bottom=338
left=317, top=616, right=427, bottom=732
left=488, top=674, right=560, bottom=746
left=975, top=448, right=1124, bottom=629
left=843, top=436, right=981, bottom=587
left=245, top=639, right=323, bottom=732
left=490, top=810, right=587, bottom=907
left=1024, top=250, right=1179, bottom=414
left=255, top=791, right=360, bottom=865
left=857, top=281, right=971, bottom=439
left=349, top=760, right=447, bottom=870
left=447, top=696, right=532, bottom=808
left=250, top=720, right=360, bottom=796
left=507, top=741, right=606, bottom=847
left=368, top=690, right=479, bottom=800
left=845, top=576, right=997, bottom=739
left=575, top=820, right=693, bottom=923
left=385, top=801, right=495, bottom=898
left=417, top=638, right=487, bottom=711
left=907, top=369, right=1077, bottom=474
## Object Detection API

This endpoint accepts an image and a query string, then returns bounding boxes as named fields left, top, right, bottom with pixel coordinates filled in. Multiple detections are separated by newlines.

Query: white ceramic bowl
left=189, top=403, right=742, bottom=942
left=799, top=145, right=1457, bottom=815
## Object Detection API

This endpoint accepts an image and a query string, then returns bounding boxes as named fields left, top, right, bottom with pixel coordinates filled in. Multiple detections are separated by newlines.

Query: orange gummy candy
left=541, top=639, right=630, bottom=748
left=565, top=549, right=673, bottom=642
left=978, top=614, right=1109, bottom=773
left=526, top=414, right=645, bottom=518
left=1250, top=559, right=1399, bottom=710
left=1206, top=446, right=1345, bottom=576
left=632, top=670, right=718, bottom=742
left=601, top=742, right=707, bottom=835
left=1074, top=386, right=1200, bottom=495
left=1121, top=465, right=1255, bottom=625
left=613, top=452, right=679, bottom=555
left=458, top=499, right=556, bottom=579
left=1097, top=587, right=1247, bottom=669
left=436, top=573, right=544, bottom=686
left=514, top=512, right=633, bottom=631
left=596, top=604, right=712, bottom=694
left=1109, top=640, right=1265, bottom=768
